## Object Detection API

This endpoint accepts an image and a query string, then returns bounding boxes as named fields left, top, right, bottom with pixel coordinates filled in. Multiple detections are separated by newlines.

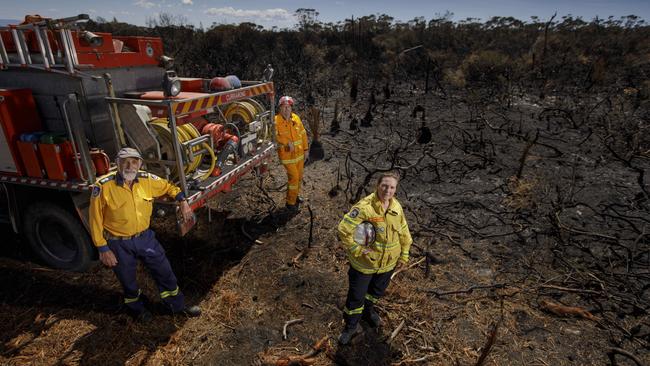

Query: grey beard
left=122, top=171, right=137, bottom=181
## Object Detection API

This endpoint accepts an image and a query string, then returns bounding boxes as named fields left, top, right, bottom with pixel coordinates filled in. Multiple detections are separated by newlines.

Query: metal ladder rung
left=0, top=22, right=82, bottom=73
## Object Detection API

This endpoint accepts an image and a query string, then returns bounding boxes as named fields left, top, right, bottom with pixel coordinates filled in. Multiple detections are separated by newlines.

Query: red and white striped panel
left=171, top=82, right=274, bottom=116
left=0, top=174, right=92, bottom=192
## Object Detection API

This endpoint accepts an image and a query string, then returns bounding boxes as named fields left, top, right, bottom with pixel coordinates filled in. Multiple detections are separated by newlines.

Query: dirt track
left=1, top=83, right=649, bottom=365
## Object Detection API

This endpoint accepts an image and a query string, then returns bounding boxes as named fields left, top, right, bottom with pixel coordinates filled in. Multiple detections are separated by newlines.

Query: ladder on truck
left=0, top=14, right=91, bottom=74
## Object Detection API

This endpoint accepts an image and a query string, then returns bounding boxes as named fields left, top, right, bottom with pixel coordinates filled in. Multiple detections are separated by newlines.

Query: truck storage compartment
left=0, top=89, right=44, bottom=175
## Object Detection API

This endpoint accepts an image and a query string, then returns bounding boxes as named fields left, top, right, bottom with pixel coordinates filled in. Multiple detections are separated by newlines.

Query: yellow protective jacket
left=89, top=171, right=183, bottom=251
left=274, top=112, right=308, bottom=165
left=338, top=193, right=413, bottom=274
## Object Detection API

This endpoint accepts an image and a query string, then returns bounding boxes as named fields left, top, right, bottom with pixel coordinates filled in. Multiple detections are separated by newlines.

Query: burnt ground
left=0, top=82, right=649, bottom=366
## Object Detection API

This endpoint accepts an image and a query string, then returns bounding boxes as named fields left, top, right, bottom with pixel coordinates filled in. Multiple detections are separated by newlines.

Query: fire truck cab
left=0, top=14, right=276, bottom=271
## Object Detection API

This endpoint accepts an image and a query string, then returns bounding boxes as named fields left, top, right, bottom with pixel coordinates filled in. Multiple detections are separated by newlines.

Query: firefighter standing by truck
left=89, top=147, right=201, bottom=322
left=274, top=96, right=308, bottom=212
left=337, top=172, right=413, bottom=344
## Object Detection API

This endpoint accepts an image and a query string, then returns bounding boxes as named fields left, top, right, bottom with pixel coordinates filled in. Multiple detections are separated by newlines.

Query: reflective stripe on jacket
left=274, top=112, right=308, bottom=164
left=89, top=171, right=183, bottom=250
left=338, top=193, right=413, bottom=274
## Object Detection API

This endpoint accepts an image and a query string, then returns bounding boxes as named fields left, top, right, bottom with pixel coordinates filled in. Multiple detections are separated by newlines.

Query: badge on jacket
left=91, top=185, right=101, bottom=198
left=349, top=208, right=360, bottom=218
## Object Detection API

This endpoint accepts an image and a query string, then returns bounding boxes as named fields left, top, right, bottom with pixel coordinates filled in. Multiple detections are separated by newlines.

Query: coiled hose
left=150, top=118, right=216, bottom=182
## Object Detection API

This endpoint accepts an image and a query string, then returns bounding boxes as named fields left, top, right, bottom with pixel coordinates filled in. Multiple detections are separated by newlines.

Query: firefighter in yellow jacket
left=89, top=147, right=201, bottom=322
left=337, top=172, right=413, bottom=344
left=274, top=95, right=308, bottom=212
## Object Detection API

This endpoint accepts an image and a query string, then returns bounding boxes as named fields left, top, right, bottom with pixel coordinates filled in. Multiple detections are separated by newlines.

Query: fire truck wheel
left=22, top=202, right=93, bottom=272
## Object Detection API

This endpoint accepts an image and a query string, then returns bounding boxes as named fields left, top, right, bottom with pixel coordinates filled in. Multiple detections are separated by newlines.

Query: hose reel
left=149, top=118, right=215, bottom=182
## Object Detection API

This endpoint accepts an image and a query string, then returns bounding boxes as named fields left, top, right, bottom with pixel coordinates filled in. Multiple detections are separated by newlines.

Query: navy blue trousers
left=108, top=229, right=185, bottom=314
left=343, top=266, right=394, bottom=329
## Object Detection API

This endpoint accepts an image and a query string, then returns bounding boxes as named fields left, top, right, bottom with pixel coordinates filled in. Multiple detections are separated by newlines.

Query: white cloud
left=182, top=0, right=193, bottom=5
left=134, top=0, right=156, bottom=9
left=204, top=7, right=292, bottom=21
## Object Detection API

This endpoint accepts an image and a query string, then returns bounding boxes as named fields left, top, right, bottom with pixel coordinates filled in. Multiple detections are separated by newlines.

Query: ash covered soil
left=0, top=83, right=649, bottom=366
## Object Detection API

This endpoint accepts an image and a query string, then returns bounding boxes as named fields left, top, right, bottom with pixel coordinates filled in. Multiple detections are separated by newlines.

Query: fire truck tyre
left=22, top=202, right=93, bottom=272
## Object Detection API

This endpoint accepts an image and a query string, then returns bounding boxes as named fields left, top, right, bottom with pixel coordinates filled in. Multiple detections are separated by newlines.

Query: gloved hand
left=361, top=247, right=377, bottom=262
left=286, top=142, right=295, bottom=153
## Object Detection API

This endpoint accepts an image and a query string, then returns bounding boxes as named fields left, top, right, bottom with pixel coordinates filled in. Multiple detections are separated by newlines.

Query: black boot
left=285, top=203, right=299, bottom=213
left=338, top=323, right=361, bottom=345
left=179, top=305, right=202, bottom=317
left=362, top=307, right=381, bottom=327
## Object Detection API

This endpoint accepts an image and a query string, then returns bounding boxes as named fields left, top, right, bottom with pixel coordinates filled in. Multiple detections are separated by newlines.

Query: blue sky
left=2, top=0, right=649, bottom=29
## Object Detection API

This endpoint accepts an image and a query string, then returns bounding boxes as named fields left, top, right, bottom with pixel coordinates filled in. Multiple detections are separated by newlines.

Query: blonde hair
left=376, top=171, right=400, bottom=187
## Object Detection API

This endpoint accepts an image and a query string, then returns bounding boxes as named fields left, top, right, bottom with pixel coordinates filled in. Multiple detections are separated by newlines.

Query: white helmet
left=279, top=95, right=294, bottom=106
left=353, top=222, right=376, bottom=246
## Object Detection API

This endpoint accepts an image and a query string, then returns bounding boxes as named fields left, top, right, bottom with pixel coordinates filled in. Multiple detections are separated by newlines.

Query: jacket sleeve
left=296, top=115, right=309, bottom=153
left=274, top=115, right=289, bottom=148
left=338, top=206, right=365, bottom=257
left=89, top=184, right=109, bottom=251
left=398, top=209, right=413, bottom=263
left=147, top=174, right=183, bottom=201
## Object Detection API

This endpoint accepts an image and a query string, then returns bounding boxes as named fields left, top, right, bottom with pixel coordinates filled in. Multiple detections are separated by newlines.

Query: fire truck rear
left=0, top=14, right=276, bottom=271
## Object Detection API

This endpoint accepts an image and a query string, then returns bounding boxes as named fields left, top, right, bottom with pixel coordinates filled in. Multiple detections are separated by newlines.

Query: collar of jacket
left=115, top=172, right=140, bottom=186
left=278, top=113, right=297, bottom=124
left=370, top=192, right=399, bottom=216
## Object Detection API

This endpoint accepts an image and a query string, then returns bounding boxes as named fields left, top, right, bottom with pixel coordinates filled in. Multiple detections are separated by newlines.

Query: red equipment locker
left=39, top=143, right=67, bottom=181
left=16, top=141, right=44, bottom=177
left=0, top=89, right=44, bottom=175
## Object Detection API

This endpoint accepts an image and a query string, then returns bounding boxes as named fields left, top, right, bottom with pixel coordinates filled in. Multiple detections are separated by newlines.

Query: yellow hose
left=180, top=123, right=215, bottom=181
left=150, top=118, right=216, bottom=182
left=224, top=101, right=257, bottom=124
left=246, top=98, right=266, bottom=115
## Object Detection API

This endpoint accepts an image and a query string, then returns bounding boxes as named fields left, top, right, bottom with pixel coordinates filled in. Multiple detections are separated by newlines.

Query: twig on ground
left=539, top=284, right=601, bottom=295
left=474, top=321, right=500, bottom=366
left=241, top=221, right=264, bottom=244
left=555, top=212, right=618, bottom=240
left=539, top=299, right=597, bottom=321
left=607, top=347, right=644, bottom=366
left=307, top=204, right=314, bottom=248
left=282, top=318, right=303, bottom=340
left=388, top=320, right=406, bottom=343
left=421, top=283, right=506, bottom=297
left=291, top=251, right=305, bottom=266
left=268, top=335, right=330, bottom=366
left=391, top=257, right=426, bottom=280
left=392, top=354, right=433, bottom=365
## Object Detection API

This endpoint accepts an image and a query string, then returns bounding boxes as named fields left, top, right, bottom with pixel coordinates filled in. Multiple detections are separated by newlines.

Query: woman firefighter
left=337, top=171, right=413, bottom=344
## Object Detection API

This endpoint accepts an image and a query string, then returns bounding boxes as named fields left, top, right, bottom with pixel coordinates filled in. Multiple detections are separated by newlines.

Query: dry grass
left=503, top=175, right=538, bottom=210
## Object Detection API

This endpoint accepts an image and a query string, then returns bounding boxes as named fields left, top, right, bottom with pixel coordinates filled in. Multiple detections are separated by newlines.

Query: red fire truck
left=0, top=14, right=276, bottom=271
